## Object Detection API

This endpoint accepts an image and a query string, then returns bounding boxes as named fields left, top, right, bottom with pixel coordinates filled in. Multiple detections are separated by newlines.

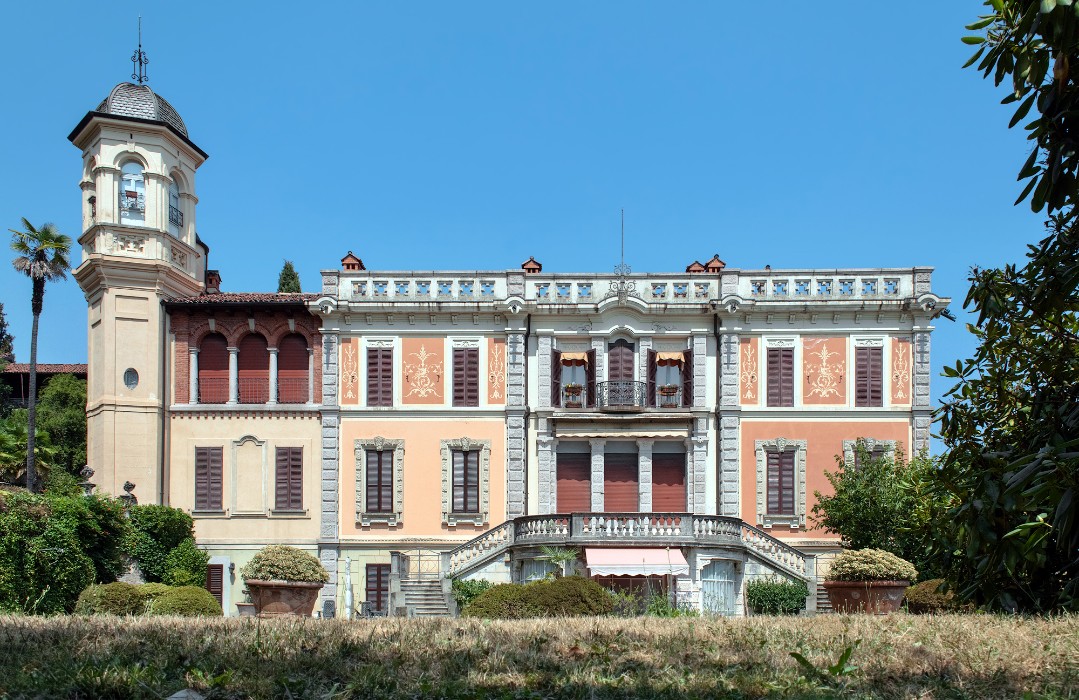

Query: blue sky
left=0, top=2, right=1035, bottom=427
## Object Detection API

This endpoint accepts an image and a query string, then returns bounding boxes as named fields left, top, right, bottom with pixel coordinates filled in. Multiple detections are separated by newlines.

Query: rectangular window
left=205, top=564, right=224, bottom=608
left=365, top=449, right=394, bottom=513
left=767, top=451, right=795, bottom=515
left=855, top=346, right=883, bottom=407
left=452, top=449, right=480, bottom=513
left=766, top=347, right=794, bottom=407
left=194, top=447, right=223, bottom=511
left=274, top=447, right=303, bottom=511
left=365, top=563, right=390, bottom=613
left=452, top=347, right=479, bottom=407
left=366, top=347, right=393, bottom=407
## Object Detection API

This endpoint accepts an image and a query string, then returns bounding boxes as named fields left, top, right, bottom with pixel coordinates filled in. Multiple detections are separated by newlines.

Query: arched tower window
left=198, top=333, right=228, bottom=403
left=238, top=334, right=270, bottom=403
left=168, top=182, right=183, bottom=236
left=119, top=162, right=146, bottom=225
left=278, top=333, right=310, bottom=404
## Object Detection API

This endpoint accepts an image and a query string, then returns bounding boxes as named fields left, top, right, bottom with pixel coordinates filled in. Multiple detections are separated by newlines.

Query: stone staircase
left=400, top=579, right=451, bottom=617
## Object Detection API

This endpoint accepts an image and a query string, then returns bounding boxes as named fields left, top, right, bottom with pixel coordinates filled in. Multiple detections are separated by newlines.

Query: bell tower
left=70, top=41, right=209, bottom=501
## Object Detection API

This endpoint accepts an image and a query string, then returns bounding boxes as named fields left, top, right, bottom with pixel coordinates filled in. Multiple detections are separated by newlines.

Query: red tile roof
left=2, top=363, right=87, bottom=375
left=168, top=292, right=317, bottom=304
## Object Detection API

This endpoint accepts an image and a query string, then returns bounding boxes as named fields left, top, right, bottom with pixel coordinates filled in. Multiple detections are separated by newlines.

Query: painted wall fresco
left=401, top=338, right=444, bottom=405
left=802, top=336, right=847, bottom=406
left=487, top=337, right=506, bottom=405
left=891, top=337, right=912, bottom=405
left=340, top=337, right=360, bottom=406
left=739, top=337, right=759, bottom=406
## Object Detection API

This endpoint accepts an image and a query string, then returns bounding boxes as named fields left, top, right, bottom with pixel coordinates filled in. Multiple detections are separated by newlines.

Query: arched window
left=168, top=182, right=182, bottom=236
left=238, top=334, right=269, bottom=403
left=119, top=162, right=146, bottom=225
left=198, top=333, right=228, bottom=403
left=278, top=333, right=309, bottom=403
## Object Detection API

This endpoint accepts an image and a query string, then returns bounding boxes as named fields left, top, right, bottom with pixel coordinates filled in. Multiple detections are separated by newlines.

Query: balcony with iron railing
left=197, top=377, right=229, bottom=404
left=557, top=381, right=686, bottom=412
left=277, top=377, right=309, bottom=404
left=193, top=377, right=311, bottom=405
left=169, top=205, right=184, bottom=227
left=595, top=380, right=647, bottom=411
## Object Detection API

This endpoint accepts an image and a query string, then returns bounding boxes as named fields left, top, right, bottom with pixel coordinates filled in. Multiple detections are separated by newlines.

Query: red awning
left=584, top=548, right=689, bottom=577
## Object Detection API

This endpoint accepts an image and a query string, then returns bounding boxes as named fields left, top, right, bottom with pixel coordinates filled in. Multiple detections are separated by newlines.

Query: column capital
left=588, top=438, right=607, bottom=449
left=268, top=347, right=279, bottom=354
left=227, top=346, right=239, bottom=353
left=636, top=438, right=655, bottom=451
left=188, top=347, right=199, bottom=355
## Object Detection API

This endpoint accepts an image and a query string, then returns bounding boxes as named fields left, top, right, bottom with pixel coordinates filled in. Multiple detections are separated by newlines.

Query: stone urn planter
left=823, top=548, right=917, bottom=615
left=240, top=545, right=330, bottom=618
left=245, top=580, right=324, bottom=617
left=823, top=580, right=909, bottom=614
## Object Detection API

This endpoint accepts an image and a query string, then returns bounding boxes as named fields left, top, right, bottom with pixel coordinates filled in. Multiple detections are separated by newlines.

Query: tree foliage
left=125, top=505, right=196, bottom=583
left=0, top=301, right=13, bottom=363
left=36, top=374, right=86, bottom=476
left=277, top=260, right=301, bottom=293
left=934, top=0, right=1079, bottom=611
left=811, top=445, right=943, bottom=578
left=0, top=409, right=60, bottom=486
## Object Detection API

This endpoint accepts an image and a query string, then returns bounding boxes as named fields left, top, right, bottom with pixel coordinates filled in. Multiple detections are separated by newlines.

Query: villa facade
left=70, top=79, right=948, bottom=616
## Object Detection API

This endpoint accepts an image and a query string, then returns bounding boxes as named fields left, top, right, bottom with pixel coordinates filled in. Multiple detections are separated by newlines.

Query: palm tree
left=9, top=218, right=71, bottom=493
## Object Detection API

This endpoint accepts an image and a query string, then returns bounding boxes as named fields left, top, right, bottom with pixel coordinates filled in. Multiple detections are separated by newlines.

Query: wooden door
left=607, top=339, right=635, bottom=381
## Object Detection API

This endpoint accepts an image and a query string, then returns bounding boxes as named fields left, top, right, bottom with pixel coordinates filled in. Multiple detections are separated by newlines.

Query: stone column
left=319, top=332, right=341, bottom=610
left=505, top=330, right=527, bottom=518
left=268, top=348, right=279, bottom=404
left=537, top=435, right=557, bottom=513
left=718, top=331, right=741, bottom=517
left=188, top=347, right=199, bottom=405
left=589, top=438, right=606, bottom=512
left=637, top=439, right=654, bottom=512
left=691, top=334, right=708, bottom=409
left=537, top=335, right=553, bottom=408
left=227, top=346, right=239, bottom=404
left=912, top=331, right=932, bottom=452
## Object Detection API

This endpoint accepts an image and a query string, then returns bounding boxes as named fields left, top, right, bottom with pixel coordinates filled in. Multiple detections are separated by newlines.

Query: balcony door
left=607, top=339, right=635, bottom=381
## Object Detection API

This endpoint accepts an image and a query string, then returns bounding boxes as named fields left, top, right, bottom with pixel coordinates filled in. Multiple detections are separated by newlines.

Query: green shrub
left=451, top=578, right=492, bottom=609
left=462, top=577, right=614, bottom=618
left=462, top=583, right=538, bottom=619
left=240, top=545, right=328, bottom=583
left=828, top=548, right=918, bottom=582
left=607, top=589, right=644, bottom=616
left=162, top=538, right=208, bottom=587
left=125, top=505, right=195, bottom=583
left=905, top=578, right=969, bottom=614
left=150, top=586, right=222, bottom=617
left=75, top=582, right=146, bottom=615
left=644, top=593, right=699, bottom=617
left=745, top=577, right=808, bottom=615
left=0, top=490, right=114, bottom=614
left=136, top=583, right=172, bottom=603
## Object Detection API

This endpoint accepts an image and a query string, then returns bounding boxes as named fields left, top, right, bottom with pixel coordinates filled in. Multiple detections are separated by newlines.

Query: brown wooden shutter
left=585, top=349, right=596, bottom=407
left=366, top=564, right=390, bottom=613
left=366, top=450, right=393, bottom=513
left=556, top=453, right=591, bottom=512
left=681, top=349, right=693, bottom=407
left=275, top=447, right=303, bottom=510
left=551, top=349, right=562, bottom=407
left=195, top=447, right=223, bottom=511
left=465, top=450, right=479, bottom=511
left=452, top=348, right=479, bottom=407
left=608, top=340, right=635, bottom=381
left=603, top=453, right=639, bottom=512
left=855, top=347, right=883, bottom=407
left=367, top=348, right=393, bottom=407
left=647, top=350, right=657, bottom=407
left=767, top=451, right=795, bottom=515
left=205, top=564, right=224, bottom=608
left=766, top=347, right=794, bottom=407
left=652, top=453, right=686, bottom=511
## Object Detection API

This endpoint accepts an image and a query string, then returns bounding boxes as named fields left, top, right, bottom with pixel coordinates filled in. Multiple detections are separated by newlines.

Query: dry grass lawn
left=0, top=613, right=1076, bottom=699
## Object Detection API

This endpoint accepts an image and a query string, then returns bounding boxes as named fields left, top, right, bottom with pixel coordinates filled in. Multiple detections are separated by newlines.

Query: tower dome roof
left=96, top=82, right=187, bottom=137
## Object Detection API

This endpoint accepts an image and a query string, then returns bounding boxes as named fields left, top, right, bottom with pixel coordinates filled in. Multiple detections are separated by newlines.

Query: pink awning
left=584, top=548, right=689, bottom=577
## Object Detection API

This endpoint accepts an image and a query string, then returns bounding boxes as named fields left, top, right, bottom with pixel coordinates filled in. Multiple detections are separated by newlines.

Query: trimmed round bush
left=150, top=586, right=222, bottom=617
left=240, top=545, right=328, bottom=583
left=745, top=577, right=808, bottom=615
left=75, top=582, right=146, bottom=615
left=136, top=582, right=172, bottom=603
left=463, top=576, right=614, bottom=618
left=905, top=578, right=968, bottom=613
left=828, top=548, right=918, bottom=582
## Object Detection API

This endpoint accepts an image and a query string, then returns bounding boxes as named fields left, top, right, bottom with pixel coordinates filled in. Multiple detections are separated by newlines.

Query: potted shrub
left=240, top=545, right=329, bottom=617
left=823, top=548, right=917, bottom=614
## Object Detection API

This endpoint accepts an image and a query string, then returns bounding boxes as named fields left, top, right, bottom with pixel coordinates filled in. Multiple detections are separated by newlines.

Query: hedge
left=150, top=586, right=222, bottom=617
left=462, top=576, right=613, bottom=618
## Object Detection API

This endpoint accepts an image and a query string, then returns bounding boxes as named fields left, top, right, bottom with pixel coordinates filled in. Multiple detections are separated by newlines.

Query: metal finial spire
left=614, top=208, right=631, bottom=276
left=131, top=16, right=149, bottom=84
left=604, top=208, right=639, bottom=304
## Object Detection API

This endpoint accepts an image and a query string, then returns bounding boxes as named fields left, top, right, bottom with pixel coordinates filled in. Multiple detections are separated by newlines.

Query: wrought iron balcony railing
left=277, top=377, right=309, bottom=404
left=197, top=377, right=228, bottom=404
left=596, top=380, right=647, bottom=410
left=169, top=204, right=184, bottom=227
left=238, top=377, right=269, bottom=404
